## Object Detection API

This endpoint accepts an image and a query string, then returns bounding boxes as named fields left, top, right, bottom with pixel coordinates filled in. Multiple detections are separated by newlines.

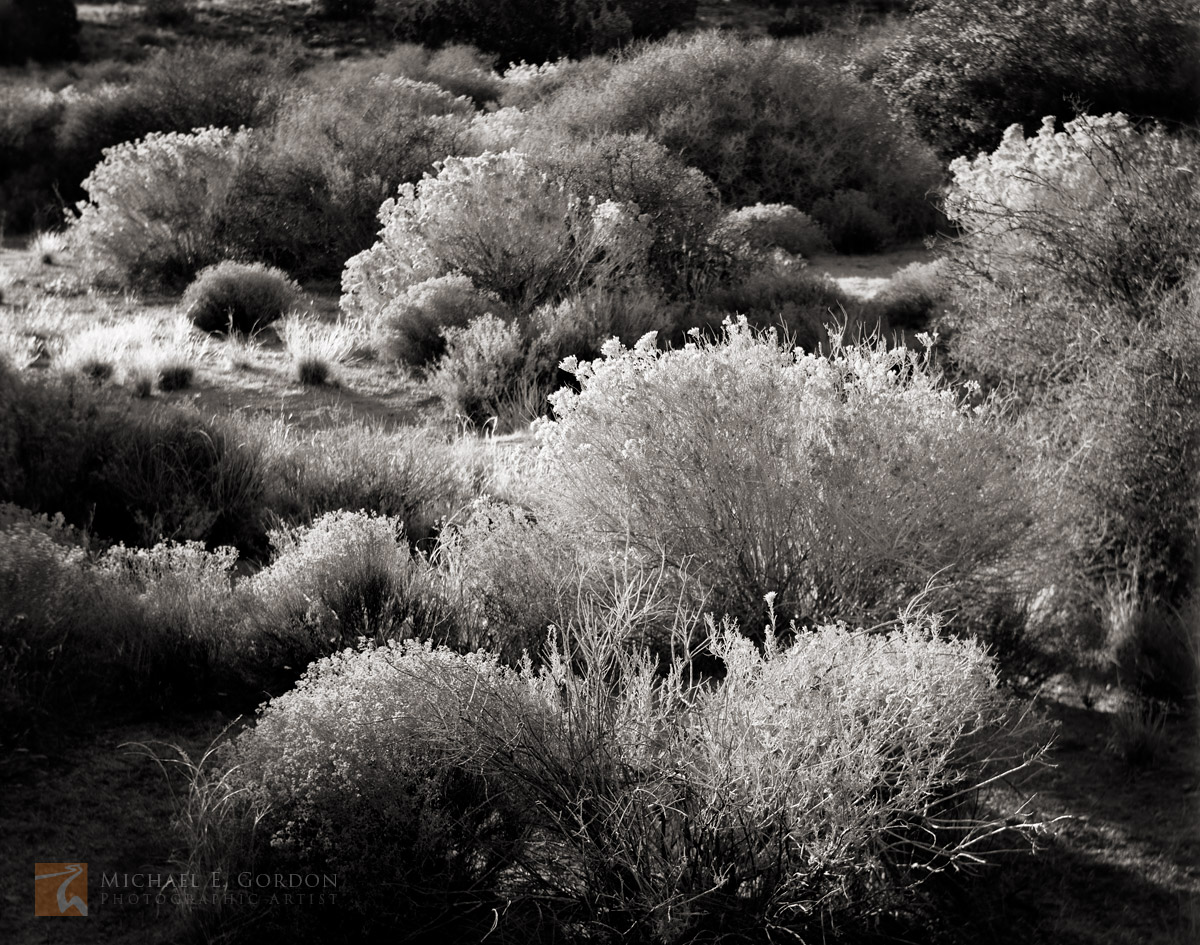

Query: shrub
left=811, top=187, right=896, bottom=254
left=943, top=115, right=1200, bottom=338
left=342, top=151, right=650, bottom=320
left=538, top=321, right=1046, bottom=669
left=527, top=132, right=727, bottom=299
left=184, top=640, right=531, bottom=942
left=940, top=115, right=1200, bottom=600
left=221, top=76, right=479, bottom=280
left=544, top=32, right=942, bottom=245
left=717, top=203, right=832, bottom=258
left=69, top=128, right=254, bottom=289
left=376, top=0, right=696, bottom=65
left=255, top=418, right=478, bottom=548
left=54, top=42, right=295, bottom=211
left=89, top=406, right=267, bottom=549
left=429, top=314, right=541, bottom=430
left=0, top=361, right=266, bottom=550
left=183, top=261, right=300, bottom=335
left=379, top=273, right=509, bottom=369
left=869, top=259, right=948, bottom=331
left=0, top=0, right=79, bottom=65
left=246, top=511, right=467, bottom=670
left=874, top=0, right=1200, bottom=158
left=493, top=609, right=1046, bottom=940
left=0, top=84, right=65, bottom=230
left=367, top=43, right=503, bottom=105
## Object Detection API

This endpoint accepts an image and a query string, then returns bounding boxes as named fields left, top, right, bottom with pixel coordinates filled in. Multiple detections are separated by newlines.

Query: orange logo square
left=35, top=863, right=88, bottom=916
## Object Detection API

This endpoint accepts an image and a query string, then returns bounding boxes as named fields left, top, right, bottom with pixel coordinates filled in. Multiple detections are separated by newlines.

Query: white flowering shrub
left=501, top=609, right=1044, bottom=940
left=717, top=202, right=831, bottom=258
left=944, top=113, right=1200, bottom=321
left=68, top=127, right=253, bottom=289
left=538, top=320, right=1041, bottom=666
left=340, top=150, right=650, bottom=320
left=199, top=640, right=533, bottom=940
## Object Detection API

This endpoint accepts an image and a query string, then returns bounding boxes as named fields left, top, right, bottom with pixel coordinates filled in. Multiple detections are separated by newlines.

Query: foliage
left=375, top=0, right=696, bottom=65
left=255, top=417, right=480, bottom=548
left=186, top=640, right=530, bottom=942
left=874, top=0, right=1200, bottom=158
left=183, top=261, right=301, bottom=335
left=717, top=202, right=832, bottom=258
left=0, top=83, right=65, bottom=230
left=246, top=511, right=466, bottom=669
left=544, top=32, right=942, bottom=247
left=428, top=313, right=543, bottom=430
left=342, top=150, right=650, bottom=320
left=222, top=76, right=478, bottom=280
left=379, top=273, right=510, bottom=369
left=940, top=115, right=1200, bottom=601
left=538, top=321, right=1047, bottom=670
left=69, top=128, right=254, bottom=289
left=185, top=605, right=1046, bottom=942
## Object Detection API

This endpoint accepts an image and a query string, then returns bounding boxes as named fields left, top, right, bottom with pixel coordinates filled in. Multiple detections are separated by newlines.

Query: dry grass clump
left=275, top=313, right=358, bottom=386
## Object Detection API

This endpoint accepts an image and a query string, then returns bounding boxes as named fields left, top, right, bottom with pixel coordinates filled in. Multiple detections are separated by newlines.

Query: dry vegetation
left=1, top=1, right=1198, bottom=944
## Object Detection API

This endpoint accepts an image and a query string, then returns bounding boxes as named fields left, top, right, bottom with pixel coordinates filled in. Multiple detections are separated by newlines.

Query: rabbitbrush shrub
left=186, top=640, right=530, bottom=942
left=183, top=607, right=1046, bottom=942
left=538, top=320, right=1048, bottom=670
left=69, top=128, right=253, bottom=289
left=342, top=150, right=651, bottom=320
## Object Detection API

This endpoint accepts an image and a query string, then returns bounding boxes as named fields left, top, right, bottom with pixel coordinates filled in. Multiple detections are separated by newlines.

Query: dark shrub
left=378, top=0, right=696, bottom=65
left=544, top=32, right=942, bottom=245
left=874, top=0, right=1200, bottom=158
left=380, top=274, right=509, bottom=370
left=0, top=0, right=80, bottom=65
left=0, top=84, right=65, bottom=230
left=183, top=261, right=300, bottom=335
left=220, top=76, right=478, bottom=280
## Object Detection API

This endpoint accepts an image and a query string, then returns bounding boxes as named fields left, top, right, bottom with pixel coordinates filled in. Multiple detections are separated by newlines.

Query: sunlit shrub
left=717, top=203, right=832, bottom=258
left=379, top=273, right=510, bottom=369
left=69, top=127, right=253, bottom=289
left=186, top=640, right=531, bottom=941
left=494, top=608, right=1045, bottom=940
left=255, top=418, right=478, bottom=548
left=247, top=511, right=465, bottom=667
left=183, top=260, right=300, bottom=335
left=342, top=150, right=650, bottom=320
left=538, top=320, right=1042, bottom=664
left=429, top=314, right=542, bottom=430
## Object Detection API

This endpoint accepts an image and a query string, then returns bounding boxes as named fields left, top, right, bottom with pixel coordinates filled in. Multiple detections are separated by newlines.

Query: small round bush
left=294, top=356, right=329, bottom=387
left=718, top=203, right=832, bottom=258
left=429, top=313, right=533, bottom=429
left=380, top=274, right=509, bottom=369
left=183, top=261, right=300, bottom=335
left=811, top=188, right=896, bottom=254
left=156, top=362, right=194, bottom=392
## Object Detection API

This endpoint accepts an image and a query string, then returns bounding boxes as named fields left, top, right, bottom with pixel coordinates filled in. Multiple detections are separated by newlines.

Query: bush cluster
left=542, top=32, right=943, bottom=250
left=183, top=610, right=1044, bottom=943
